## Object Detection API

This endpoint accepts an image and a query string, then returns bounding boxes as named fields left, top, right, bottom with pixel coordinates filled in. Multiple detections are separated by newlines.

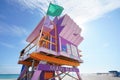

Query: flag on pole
left=47, top=3, right=64, bottom=16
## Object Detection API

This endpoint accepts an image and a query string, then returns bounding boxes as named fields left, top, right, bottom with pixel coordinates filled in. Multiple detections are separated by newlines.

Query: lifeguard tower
left=17, top=3, right=83, bottom=80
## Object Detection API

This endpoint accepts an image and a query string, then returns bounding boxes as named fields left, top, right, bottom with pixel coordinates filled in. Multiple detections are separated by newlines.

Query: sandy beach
left=81, top=74, right=120, bottom=80
left=61, top=73, right=120, bottom=80
left=0, top=74, right=120, bottom=80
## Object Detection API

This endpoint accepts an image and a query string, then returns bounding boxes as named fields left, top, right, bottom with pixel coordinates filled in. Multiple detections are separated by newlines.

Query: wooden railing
left=19, top=32, right=57, bottom=59
left=19, top=35, right=39, bottom=58
left=19, top=20, right=58, bottom=59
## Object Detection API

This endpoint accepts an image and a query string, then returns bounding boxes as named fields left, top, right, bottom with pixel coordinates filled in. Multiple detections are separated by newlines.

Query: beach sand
left=81, top=74, right=120, bottom=80
left=0, top=74, right=120, bottom=80
left=61, top=73, right=120, bottom=80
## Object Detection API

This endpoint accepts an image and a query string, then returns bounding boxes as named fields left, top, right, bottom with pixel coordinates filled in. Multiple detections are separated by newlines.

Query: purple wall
left=55, top=16, right=78, bottom=50
left=49, top=16, right=80, bottom=61
left=55, top=16, right=79, bottom=60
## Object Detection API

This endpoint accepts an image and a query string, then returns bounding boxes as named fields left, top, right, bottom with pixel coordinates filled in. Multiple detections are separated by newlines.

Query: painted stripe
left=38, top=64, right=79, bottom=72
left=30, top=52, right=80, bottom=66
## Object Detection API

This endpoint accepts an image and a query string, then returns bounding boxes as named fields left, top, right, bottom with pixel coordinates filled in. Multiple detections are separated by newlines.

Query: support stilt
left=56, top=71, right=62, bottom=80
left=76, top=72, right=82, bottom=80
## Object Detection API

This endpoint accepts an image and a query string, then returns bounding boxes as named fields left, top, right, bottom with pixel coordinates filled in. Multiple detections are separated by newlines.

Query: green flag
left=47, top=3, right=64, bottom=16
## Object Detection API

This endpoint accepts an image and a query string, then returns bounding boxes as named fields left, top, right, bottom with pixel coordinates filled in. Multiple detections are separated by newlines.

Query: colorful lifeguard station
left=18, top=3, right=83, bottom=80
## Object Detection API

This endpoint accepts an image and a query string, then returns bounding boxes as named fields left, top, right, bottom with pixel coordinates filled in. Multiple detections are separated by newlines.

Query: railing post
left=31, top=60, right=35, bottom=71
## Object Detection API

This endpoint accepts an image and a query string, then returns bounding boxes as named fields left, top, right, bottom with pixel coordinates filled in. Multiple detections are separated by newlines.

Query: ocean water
left=0, top=74, right=19, bottom=79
